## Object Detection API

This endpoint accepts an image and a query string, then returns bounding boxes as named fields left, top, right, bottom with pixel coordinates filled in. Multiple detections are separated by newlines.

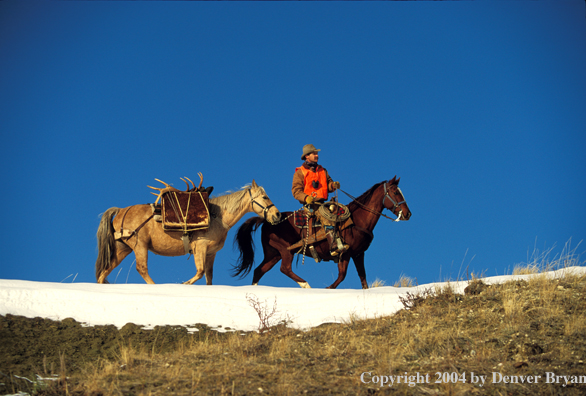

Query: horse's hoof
left=298, top=282, right=311, bottom=289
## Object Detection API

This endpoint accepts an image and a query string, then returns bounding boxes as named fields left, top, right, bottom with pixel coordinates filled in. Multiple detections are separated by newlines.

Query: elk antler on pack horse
left=96, top=177, right=280, bottom=285
left=148, top=172, right=214, bottom=205
left=233, top=176, right=411, bottom=289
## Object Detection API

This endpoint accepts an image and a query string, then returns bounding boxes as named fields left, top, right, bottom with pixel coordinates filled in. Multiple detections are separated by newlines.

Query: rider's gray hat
left=301, top=144, right=321, bottom=160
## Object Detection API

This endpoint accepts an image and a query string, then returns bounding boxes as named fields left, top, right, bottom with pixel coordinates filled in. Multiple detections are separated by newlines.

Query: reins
left=338, top=183, right=404, bottom=222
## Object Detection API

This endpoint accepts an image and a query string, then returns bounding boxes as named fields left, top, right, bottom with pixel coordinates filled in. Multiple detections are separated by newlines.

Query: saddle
left=287, top=216, right=353, bottom=252
left=287, top=202, right=353, bottom=263
left=293, top=202, right=347, bottom=228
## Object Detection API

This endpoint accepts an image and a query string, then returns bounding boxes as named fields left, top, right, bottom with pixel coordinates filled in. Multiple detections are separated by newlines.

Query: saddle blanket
left=294, top=210, right=319, bottom=228
left=161, top=190, right=210, bottom=231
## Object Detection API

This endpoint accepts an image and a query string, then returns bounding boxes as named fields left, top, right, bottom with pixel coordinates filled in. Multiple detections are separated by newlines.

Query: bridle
left=383, top=182, right=406, bottom=222
left=248, top=188, right=277, bottom=224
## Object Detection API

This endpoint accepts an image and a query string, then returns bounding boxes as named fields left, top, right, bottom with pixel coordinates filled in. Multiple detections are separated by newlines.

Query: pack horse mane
left=95, top=176, right=281, bottom=285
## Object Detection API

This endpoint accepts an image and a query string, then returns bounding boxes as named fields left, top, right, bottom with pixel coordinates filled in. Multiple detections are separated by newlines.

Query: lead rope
left=267, top=212, right=294, bottom=225
left=300, top=210, right=311, bottom=265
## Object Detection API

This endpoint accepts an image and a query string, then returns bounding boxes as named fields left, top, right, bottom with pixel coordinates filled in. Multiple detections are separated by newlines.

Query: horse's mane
left=210, top=184, right=264, bottom=213
left=347, top=181, right=387, bottom=211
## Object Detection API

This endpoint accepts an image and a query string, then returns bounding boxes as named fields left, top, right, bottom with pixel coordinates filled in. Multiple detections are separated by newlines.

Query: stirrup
left=331, top=238, right=348, bottom=256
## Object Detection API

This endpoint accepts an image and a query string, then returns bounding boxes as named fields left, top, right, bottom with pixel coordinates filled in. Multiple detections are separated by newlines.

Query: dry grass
left=369, top=278, right=386, bottom=288
left=393, top=273, right=416, bottom=288
left=370, top=273, right=416, bottom=288
left=26, top=247, right=586, bottom=395
left=513, top=240, right=581, bottom=275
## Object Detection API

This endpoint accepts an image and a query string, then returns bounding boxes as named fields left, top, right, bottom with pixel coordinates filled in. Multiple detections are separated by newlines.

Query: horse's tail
left=95, top=207, right=121, bottom=283
left=232, top=216, right=265, bottom=279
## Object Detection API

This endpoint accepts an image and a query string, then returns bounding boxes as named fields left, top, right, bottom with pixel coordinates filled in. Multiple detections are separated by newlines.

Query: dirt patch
left=0, top=314, right=223, bottom=394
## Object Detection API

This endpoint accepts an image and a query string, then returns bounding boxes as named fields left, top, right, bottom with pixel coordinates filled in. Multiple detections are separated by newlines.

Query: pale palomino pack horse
left=95, top=180, right=281, bottom=285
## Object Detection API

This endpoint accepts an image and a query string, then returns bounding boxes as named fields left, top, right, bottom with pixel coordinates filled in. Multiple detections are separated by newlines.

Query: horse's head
left=383, top=176, right=412, bottom=221
left=248, top=180, right=282, bottom=224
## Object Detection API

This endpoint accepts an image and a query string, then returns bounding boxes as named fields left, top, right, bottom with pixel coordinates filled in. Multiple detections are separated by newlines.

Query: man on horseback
left=292, top=144, right=348, bottom=256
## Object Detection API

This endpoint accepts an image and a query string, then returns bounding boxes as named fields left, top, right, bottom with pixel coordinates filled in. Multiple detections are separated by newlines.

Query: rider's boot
left=336, top=236, right=349, bottom=255
left=326, top=230, right=339, bottom=256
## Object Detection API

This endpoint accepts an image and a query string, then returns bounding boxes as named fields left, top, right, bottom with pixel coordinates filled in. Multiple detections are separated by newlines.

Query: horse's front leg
left=204, top=252, right=217, bottom=285
left=183, top=241, right=207, bottom=285
left=352, top=251, right=369, bottom=289
left=326, top=255, right=351, bottom=289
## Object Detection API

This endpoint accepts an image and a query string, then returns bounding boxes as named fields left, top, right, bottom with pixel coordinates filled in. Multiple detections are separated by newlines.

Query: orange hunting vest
left=297, top=166, right=329, bottom=200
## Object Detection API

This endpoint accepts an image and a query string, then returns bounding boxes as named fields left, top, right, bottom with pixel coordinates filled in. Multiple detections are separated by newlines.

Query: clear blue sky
left=1, top=1, right=585, bottom=289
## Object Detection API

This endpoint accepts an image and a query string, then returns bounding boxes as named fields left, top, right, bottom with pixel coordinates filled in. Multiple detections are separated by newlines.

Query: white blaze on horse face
left=396, top=187, right=411, bottom=220
left=397, top=187, right=405, bottom=200
left=392, top=187, right=402, bottom=220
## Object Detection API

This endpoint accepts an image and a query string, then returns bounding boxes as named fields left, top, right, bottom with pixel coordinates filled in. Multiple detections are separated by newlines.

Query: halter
left=248, top=188, right=276, bottom=224
left=383, top=182, right=406, bottom=222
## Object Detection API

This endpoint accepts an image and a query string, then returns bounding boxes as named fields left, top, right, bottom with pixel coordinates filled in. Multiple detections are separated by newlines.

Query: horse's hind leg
left=134, top=244, right=156, bottom=284
left=278, top=251, right=311, bottom=288
left=252, top=255, right=281, bottom=286
left=253, top=246, right=310, bottom=288
left=183, top=242, right=206, bottom=285
left=97, top=242, right=132, bottom=284
left=251, top=243, right=281, bottom=285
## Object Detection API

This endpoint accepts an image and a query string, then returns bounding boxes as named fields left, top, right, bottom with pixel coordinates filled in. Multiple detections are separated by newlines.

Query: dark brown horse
left=233, top=176, right=411, bottom=289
